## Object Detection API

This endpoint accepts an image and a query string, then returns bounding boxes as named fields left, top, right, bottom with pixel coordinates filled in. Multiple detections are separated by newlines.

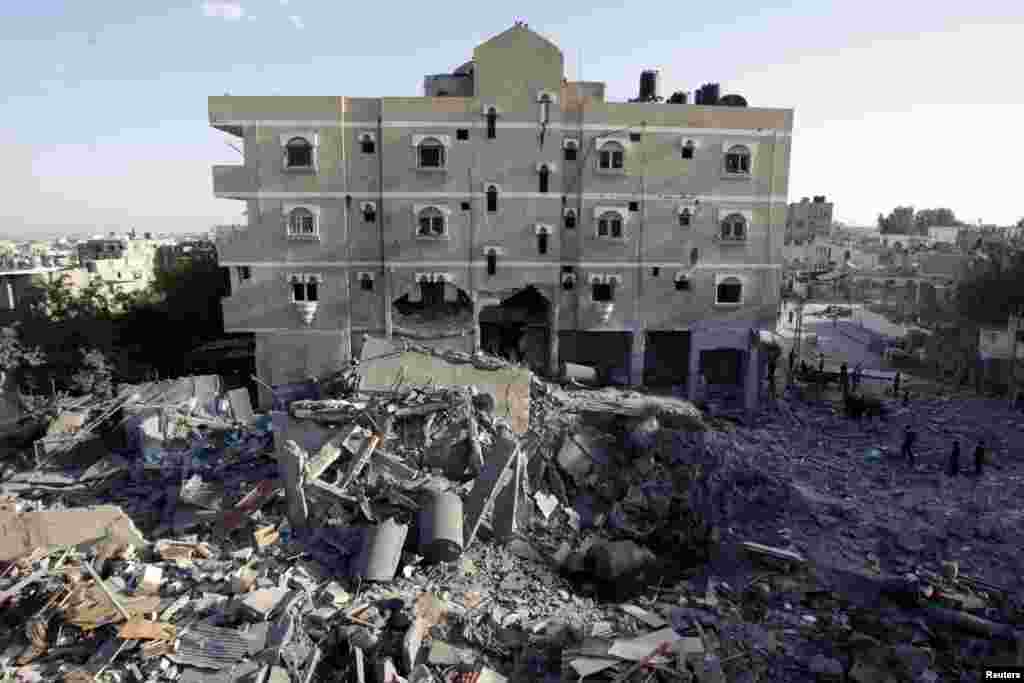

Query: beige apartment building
left=71, top=237, right=162, bottom=301
left=785, top=196, right=833, bottom=243
left=210, top=24, right=793, bottom=409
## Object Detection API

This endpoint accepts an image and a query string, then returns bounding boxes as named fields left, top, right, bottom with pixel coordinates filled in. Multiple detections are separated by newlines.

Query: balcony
left=213, top=165, right=255, bottom=199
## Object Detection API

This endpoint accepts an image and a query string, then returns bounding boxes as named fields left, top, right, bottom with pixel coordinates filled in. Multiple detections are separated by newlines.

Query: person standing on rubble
left=901, top=425, right=917, bottom=467
left=947, top=440, right=960, bottom=477
left=974, top=438, right=986, bottom=476
left=852, top=363, right=862, bottom=391
left=818, top=353, right=825, bottom=374
left=839, top=362, right=849, bottom=396
left=902, top=389, right=910, bottom=407
left=893, top=371, right=902, bottom=397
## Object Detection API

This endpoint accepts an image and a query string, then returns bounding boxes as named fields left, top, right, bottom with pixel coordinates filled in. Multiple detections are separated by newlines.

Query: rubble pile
left=1, top=341, right=1023, bottom=682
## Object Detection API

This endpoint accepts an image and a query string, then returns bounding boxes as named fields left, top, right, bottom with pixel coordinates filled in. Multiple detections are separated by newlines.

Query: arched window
left=417, top=207, right=445, bottom=237
left=360, top=273, right=374, bottom=291
left=724, top=145, right=751, bottom=174
left=720, top=213, right=747, bottom=241
left=592, top=279, right=614, bottom=302
left=690, top=247, right=699, bottom=266
left=537, top=227, right=549, bottom=255
left=538, top=93, right=552, bottom=124
left=359, top=134, right=375, bottom=154
left=681, top=140, right=696, bottom=160
left=486, top=249, right=497, bottom=276
left=716, top=277, right=742, bottom=304
left=597, top=211, right=623, bottom=238
left=285, top=137, right=313, bottom=168
left=564, top=209, right=576, bottom=229
left=486, top=185, right=498, bottom=213
left=288, top=208, right=316, bottom=236
left=486, top=107, right=497, bottom=139
left=598, top=141, right=624, bottom=170
left=417, top=138, right=446, bottom=169
left=538, top=164, right=550, bottom=194
left=362, top=203, right=376, bottom=223
left=679, top=208, right=692, bottom=227
left=563, top=139, right=578, bottom=162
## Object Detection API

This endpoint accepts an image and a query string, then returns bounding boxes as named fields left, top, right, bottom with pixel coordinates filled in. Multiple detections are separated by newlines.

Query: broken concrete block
left=226, top=387, right=256, bottom=425
left=118, top=619, right=176, bottom=641
left=355, top=518, right=408, bottom=582
left=463, top=427, right=520, bottom=549
left=402, top=593, right=446, bottom=673
left=418, top=490, right=463, bottom=565
left=137, top=565, right=163, bottom=595
left=0, top=505, right=147, bottom=562
left=46, top=412, right=87, bottom=436
left=241, top=588, right=290, bottom=621
left=556, top=430, right=597, bottom=483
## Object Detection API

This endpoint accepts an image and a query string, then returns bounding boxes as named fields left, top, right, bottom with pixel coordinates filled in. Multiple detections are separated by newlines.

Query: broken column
left=355, top=518, right=408, bottom=582
left=418, top=490, right=463, bottom=564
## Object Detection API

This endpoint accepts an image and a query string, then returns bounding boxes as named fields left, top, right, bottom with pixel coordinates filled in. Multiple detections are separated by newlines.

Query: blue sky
left=3, top=1, right=1023, bottom=237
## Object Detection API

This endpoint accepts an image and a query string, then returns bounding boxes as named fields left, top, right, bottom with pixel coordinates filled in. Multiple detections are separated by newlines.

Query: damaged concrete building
left=210, top=23, right=793, bottom=409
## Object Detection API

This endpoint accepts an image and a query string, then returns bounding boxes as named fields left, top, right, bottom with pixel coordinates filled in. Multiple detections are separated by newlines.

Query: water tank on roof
left=718, top=94, right=747, bottom=107
left=639, top=70, right=661, bottom=101
left=695, top=83, right=720, bottom=106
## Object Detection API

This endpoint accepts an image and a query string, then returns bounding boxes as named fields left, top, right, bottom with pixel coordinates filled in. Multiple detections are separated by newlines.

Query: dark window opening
left=720, top=214, right=747, bottom=241
left=289, top=208, right=316, bottom=235
left=306, top=281, right=318, bottom=302
left=564, top=143, right=577, bottom=161
left=362, top=205, right=376, bottom=223
left=285, top=137, right=313, bottom=167
left=611, top=219, right=623, bottom=238
left=360, top=137, right=375, bottom=154
left=679, top=209, right=692, bottom=227
left=360, top=275, right=374, bottom=291
left=628, top=201, right=639, bottom=212
left=598, top=144, right=624, bottom=170
left=420, top=281, right=443, bottom=306
left=292, top=282, right=305, bottom=301
left=563, top=276, right=575, bottom=291
left=418, top=141, right=445, bottom=168
left=486, top=109, right=497, bottom=139
left=592, top=282, right=614, bottom=302
left=598, top=218, right=608, bottom=237
left=788, top=311, right=794, bottom=323
left=486, top=250, right=497, bottom=276
left=682, top=142, right=695, bottom=160
left=564, top=211, right=576, bottom=229
left=690, top=247, right=699, bottom=266
left=538, top=165, right=550, bottom=194
left=562, top=266, right=574, bottom=274
left=716, top=279, right=742, bottom=304
left=629, top=132, right=642, bottom=142
left=651, top=267, right=660, bottom=277
left=537, top=232, right=548, bottom=255
left=437, top=90, right=449, bottom=96
left=417, top=209, right=445, bottom=237
left=238, top=266, right=251, bottom=281
left=486, top=186, right=498, bottom=213
left=456, top=128, right=469, bottom=141
left=675, top=277, right=691, bottom=291
left=613, top=151, right=624, bottom=169
left=724, top=146, right=751, bottom=174
left=460, top=201, right=471, bottom=211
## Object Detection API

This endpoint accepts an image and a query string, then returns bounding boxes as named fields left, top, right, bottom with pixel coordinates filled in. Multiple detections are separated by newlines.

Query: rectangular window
left=612, top=151, right=624, bottom=169
left=598, top=219, right=609, bottom=237
left=651, top=267, right=660, bottom=277
left=592, top=282, right=613, bottom=302
left=238, top=266, right=251, bottom=281
left=456, top=128, right=469, bottom=141
left=599, top=150, right=610, bottom=169
left=629, top=132, right=642, bottom=142
left=419, top=147, right=443, bottom=168
left=611, top=220, right=623, bottom=238
left=306, top=281, right=318, bottom=302
left=360, top=276, right=373, bottom=291
left=564, top=146, right=577, bottom=162
left=628, top=202, right=639, bottom=212
left=292, top=282, right=305, bottom=301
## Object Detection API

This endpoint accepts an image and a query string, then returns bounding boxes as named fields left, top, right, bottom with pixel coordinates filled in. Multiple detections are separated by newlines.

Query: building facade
left=74, top=237, right=161, bottom=299
left=785, top=196, right=833, bottom=243
left=210, top=24, right=793, bottom=408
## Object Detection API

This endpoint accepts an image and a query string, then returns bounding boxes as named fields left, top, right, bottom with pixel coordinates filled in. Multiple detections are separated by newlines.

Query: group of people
left=901, top=426, right=987, bottom=476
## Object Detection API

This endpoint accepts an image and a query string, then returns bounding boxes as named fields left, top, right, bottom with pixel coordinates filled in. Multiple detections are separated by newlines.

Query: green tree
left=70, top=348, right=114, bottom=398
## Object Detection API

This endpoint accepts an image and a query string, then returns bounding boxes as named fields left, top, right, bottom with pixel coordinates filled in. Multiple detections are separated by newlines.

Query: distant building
left=786, top=196, right=833, bottom=243
left=72, top=237, right=162, bottom=300
left=926, top=226, right=959, bottom=245
left=157, top=239, right=218, bottom=272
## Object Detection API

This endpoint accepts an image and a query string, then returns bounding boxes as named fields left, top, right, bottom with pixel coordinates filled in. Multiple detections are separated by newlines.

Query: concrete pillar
left=745, top=342, right=760, bottom=423
left=471, top=292, right=482, bottom=353
left=630, top=326, right=646, bottom=387
left=687, top=329, right=702, bottom=402
left=4, top=278, right=13, bottom=311
left=547, top=302, right=560, bottom=377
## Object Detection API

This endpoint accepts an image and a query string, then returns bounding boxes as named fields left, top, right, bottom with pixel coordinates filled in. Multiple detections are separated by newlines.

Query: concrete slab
left=227, top=388, right=256, bottom=425
left=358, top=336, right=532, bottom=434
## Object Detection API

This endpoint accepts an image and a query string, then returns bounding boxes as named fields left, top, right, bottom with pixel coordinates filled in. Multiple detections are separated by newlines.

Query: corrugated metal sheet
left=168, top=623, right=252, bottom=670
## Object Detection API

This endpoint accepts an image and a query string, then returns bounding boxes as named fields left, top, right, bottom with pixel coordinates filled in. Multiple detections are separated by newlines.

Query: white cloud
left=289, top=14, right=304, bottom=29
left=202, top=1, right=245, bottom=20
left=279, top=0, right=289, bottom=5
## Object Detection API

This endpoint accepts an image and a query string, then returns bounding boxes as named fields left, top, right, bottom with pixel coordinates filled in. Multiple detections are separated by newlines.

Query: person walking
left=789, top=348, right=797, bottom=375
left=974, top=439, right=986, bottom=476
left=902, top=389, right=910, bottom=407
left=839, top=362, right=849, bottom=396
left=947, top=440, right=960, bottom=477
left=893, top=371, right=902, bottom=397
left=901, top=425, right=917, bottom=467
left=852, top=363, right=863, bottom=391
left=818, top=353, right=825, bottom=374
